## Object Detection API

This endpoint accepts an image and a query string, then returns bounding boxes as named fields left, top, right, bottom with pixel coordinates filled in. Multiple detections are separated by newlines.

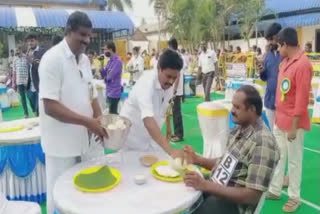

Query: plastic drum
left=184, top=75, right=195, bottom=97
left=0, top=85, right=10, bottom=111
left=197, top=102, right=229, bottom=158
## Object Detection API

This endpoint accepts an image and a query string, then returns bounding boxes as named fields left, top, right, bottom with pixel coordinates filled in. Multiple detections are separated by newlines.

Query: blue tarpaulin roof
left=0, top=6, right=134, bottom=34
left=4, top=0, right=106, bottom=6
left=265, top=0, right=320, bottom=14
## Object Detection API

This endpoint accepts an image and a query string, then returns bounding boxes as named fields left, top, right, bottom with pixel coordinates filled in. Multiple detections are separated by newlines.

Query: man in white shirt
left=127, top=46, right=144, bottom=84
left=198, top=43, right=218, bottom=101
left=120, top=49, right=184, bottom=157
left=169, top=38, right=184, bottom=142
left=39, top=12, right=106, bottom=214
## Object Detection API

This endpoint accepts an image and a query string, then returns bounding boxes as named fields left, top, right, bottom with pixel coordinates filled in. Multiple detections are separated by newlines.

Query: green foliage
left=107, top=0, right=133, bottom=11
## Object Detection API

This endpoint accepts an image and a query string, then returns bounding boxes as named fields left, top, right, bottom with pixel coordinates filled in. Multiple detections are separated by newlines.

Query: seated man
left=184, top=85, right=280, bottom=214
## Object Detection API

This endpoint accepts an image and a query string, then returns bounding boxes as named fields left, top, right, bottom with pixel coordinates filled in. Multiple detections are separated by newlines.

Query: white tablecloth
left=54, top=151, right=202, bottom=214
left=0, top=118, right=46, bottom=203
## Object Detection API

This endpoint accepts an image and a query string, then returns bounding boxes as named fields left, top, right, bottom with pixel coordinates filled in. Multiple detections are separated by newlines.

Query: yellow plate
left=73, top=166, right=121, bottom=193
left=0, top=125, right=24, bottom=133
left=151, top=161, right=183, bottom=182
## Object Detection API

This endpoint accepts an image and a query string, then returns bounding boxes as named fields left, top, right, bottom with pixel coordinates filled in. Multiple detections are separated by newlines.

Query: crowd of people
left=1, top=9, right=315, bottom=214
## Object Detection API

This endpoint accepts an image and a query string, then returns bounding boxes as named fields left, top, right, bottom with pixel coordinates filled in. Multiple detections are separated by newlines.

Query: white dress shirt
left=120, top=70, right=173, bottom=152
left=127, top=55, right=144, bottom=81
left=39, top=39, right=97, bottom=157
left=198, top=49, right=218, bottom=74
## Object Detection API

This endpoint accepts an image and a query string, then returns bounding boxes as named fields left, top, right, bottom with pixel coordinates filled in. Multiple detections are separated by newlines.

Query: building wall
left=301, top=25, right=320, bottom=51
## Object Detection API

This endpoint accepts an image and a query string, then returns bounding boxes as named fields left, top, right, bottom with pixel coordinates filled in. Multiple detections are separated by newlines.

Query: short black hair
left=127, top=52, right=132, bottom=56
left=236, top=46, right=241, bottom=51
left=265, top=22, right=282, bottom=40
left=237, top=85, right=262, bottom=116
left=106, top=41, right=116, bottom=53
left=168, top=37, right=178, bottom=50
left=278, top=27, right=298, bottom=47
left=133, top=46, right=140, bottom=52
left=25, top=33, right=37, bottom=41
left=306, top=42, right=312, bottom=49
left=159, top=49, right=183, bottom=71
left=181, top=48, right=186, bottom=54
left=65, top=11, right=92, bottom=35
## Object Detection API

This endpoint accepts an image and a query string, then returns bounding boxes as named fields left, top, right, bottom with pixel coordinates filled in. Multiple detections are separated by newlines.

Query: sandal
left=171, top=136, right=184, bottom=143
left=282, top=198, right=300, bottom=212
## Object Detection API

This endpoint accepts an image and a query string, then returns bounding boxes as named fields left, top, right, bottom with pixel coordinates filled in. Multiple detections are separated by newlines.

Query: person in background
left=14, top=46, right=29, bottom=118
left=100, top=41, right=123, bottom=114
left=150, top=52, right=159, bottom=71
left=198, top=42, right=218, bottom=101
left=8, top=49, right=15, bottom=73
left=184, top=85, right=279, bottom=214
left=304, top=42, right=312, bottom=53
left=256, top=47, right=263, bottom=64
left=169, top=38, right=184, bottom=143
left=127, top=46, right=144, bottom=85
left=252, top=45, right=258, bottom=53
left=26, top=33, right=46, bottom=117
left=38, top=12, right=106, bottom=214
left=87, top=50, right=100, bottom=79
left=228, top=45, right=234, bottom=53
left=259, top=23, right=282, bottom=131
left=267, top=27, right=312, bottom=213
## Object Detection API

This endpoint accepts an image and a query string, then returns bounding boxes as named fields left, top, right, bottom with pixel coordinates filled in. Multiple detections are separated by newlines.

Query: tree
left=107, top=0, right=133, bottom=11
left=235, top=0, right=265, bottom=49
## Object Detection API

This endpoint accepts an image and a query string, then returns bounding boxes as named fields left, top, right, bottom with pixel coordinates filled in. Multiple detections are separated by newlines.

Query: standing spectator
left=26, top=33, right=46, bottom=116
left=304, top=42, right=312, bottom=53
left=52, top=35, right=62, bottom=46
left=100, top=41, right=123, bottom=114
left=267, top=28, right=313, bottom=213
left=169, top=38, right=184, bottom=142
left=259, top=23, right=282, bottom=131
left=150, top=52, right=159, bottom=71
left=198, top=43, right=218, bottom=101
left=14, top=47, right=29, bottom=118
left=127, top=46, right=144, bottom=85
left=8, top=49, right=15, bottom=73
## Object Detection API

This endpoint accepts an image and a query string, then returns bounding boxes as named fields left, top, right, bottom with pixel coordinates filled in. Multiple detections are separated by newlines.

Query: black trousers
left=107, top=97, right=120, bottom=114
left=172, top=95, right=184, bottom=139
left=193, top=193, right=240, bottom=214
left=202, top=71, right=215, bottom=101
left=18, top=84, right=29, bottom=116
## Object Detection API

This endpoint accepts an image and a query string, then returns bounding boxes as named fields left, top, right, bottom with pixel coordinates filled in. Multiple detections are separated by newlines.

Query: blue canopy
left=0, top=6, right=134, bottom=34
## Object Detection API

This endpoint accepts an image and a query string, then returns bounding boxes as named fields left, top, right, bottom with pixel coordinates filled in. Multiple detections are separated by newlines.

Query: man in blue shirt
left=259, top=23, right=282, bottom=131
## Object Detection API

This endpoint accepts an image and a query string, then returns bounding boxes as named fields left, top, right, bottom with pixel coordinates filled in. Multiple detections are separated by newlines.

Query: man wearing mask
left=101, top=41, right=123, bottom=114
left=259, top=23, right=282, bottom=131
left=39, top=11, right=106, bottom=214
left=127, top=46, right=144, bottom=85
left=198, top=43, right=218, bottom=101
left=26, top=33, right=46, bottom=116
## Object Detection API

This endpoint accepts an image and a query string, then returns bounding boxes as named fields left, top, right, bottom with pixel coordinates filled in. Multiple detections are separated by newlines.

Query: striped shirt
left=14, top=56, right=29, bottom=86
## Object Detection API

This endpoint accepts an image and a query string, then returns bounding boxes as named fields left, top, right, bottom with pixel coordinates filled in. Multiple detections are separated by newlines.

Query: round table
left=54, top=151, right=202, bottom=214
left=0, top=118, right=46, bottom=203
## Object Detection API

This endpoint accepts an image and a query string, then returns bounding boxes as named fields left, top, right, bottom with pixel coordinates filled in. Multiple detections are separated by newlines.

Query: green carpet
left=2, top=93, right=319, bottom=214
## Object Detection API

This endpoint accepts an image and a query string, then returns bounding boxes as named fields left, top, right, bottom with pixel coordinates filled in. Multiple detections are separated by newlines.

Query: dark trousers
left=202, top=71, right=214, bottom=101
left=107, top=97, right=120, bottom=114
left=27, top=91, right=39, bottom=116
left=18, top=84, right=29, bottom=117
left=193, top=193, right=240, bottom=214
left=173, top=95, right=184, bottom=139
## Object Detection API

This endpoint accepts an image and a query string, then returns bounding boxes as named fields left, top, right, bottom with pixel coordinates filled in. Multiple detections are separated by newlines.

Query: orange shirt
left=275, top=50, right=312, bottom=131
